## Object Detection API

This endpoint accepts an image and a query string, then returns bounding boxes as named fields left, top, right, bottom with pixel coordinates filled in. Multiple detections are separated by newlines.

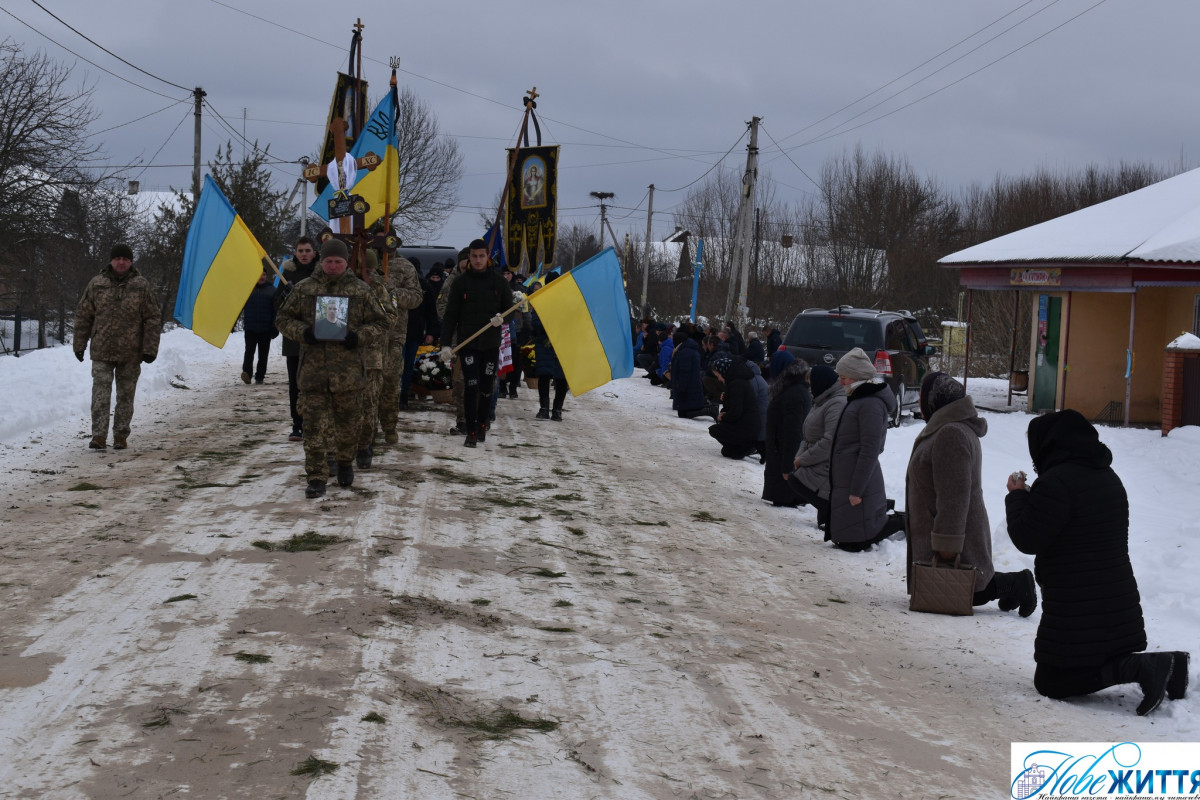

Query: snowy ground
left=0, top=332, right=1196, bottom=799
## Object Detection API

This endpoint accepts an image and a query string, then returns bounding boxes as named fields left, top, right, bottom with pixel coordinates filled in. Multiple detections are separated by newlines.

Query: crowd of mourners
left=71, top=236, right=1189, bottom=717
left=636, top=314, right=1190, bottom=717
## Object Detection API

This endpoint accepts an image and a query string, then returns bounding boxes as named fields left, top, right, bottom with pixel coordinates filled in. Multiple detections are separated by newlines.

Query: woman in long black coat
left=762, top=358, right=811, bottom=506
left=1005, top=409, right=1188, bottom=715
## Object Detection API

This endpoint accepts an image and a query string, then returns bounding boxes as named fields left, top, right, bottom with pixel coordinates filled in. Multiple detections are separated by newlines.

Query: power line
left=778, top=0, right=1069, bottom=152
left=134, top=107, right=193, bottom=181
left=657, top=129, right=749, bottom=194
left=87, top=98, right=190, bottom=137
left=759, top=124, right=820, bottom=190
left=0, top=4, right=185, bottom=100
left=28, top=0, right=192, bottom=92
left=788, top=0, right=1109, bottom=151
left=769, top=0, right=1045, bottom=148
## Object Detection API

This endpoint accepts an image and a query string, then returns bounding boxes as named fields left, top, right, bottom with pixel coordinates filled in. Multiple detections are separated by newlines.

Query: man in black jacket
left=440, top=239, right=512, bottom=447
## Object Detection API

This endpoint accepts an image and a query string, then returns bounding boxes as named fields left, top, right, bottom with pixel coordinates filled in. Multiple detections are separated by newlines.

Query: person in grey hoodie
left=905, top=372, right=1036, bottom=615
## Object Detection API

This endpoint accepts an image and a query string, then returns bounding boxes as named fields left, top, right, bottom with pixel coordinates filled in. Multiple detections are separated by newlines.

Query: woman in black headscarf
left=762, top=356, right=811, bottom=506
left=1005, top=409, right=1189, bottom=715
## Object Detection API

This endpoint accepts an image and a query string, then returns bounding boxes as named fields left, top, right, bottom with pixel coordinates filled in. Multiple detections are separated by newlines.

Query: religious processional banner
left=505, top=146, right=559, bottom=273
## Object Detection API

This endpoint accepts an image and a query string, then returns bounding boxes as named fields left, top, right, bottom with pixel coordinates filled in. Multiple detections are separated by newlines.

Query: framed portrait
left=314, top=295, right=349, bottom=341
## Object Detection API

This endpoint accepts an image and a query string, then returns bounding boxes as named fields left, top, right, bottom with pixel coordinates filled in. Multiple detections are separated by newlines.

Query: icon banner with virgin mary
left=505, top=145, right=559, bottom=272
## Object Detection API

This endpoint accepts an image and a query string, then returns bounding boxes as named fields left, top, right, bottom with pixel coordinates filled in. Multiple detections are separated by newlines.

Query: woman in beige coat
left=905, top=372, right=1036, bottom=614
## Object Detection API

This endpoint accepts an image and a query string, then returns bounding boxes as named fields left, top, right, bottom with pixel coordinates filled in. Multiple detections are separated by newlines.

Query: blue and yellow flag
left=526, top=248, right=634, bottom=395
left=310, top=87, right=399, bottom=230
left=175, top=175, right=268, bottom=348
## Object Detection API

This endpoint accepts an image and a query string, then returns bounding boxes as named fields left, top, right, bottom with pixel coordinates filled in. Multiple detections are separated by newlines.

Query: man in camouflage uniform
left=74, top=243, right=161, bottom=450
left=277, top=238, right=388, bottom=498
left=436, top=247, right=470, bottom=433
left=274, top=236, right=320, bottom=440
left=375, top=253, right=423, bottom=446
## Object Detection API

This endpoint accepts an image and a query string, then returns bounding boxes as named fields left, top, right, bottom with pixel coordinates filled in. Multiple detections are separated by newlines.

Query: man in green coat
left=277, top=238, right=389, bottom=498
left=73, top=243, right=161, bottom=451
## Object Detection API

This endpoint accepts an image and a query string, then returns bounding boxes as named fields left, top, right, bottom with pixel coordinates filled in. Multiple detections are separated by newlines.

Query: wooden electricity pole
left=724, top=116, right=760, bottom=326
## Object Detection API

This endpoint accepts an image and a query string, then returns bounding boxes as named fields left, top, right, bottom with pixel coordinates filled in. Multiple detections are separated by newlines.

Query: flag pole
left=449, top=296, right=528, bottom=355
left=263, top=254, right=289, bottom=287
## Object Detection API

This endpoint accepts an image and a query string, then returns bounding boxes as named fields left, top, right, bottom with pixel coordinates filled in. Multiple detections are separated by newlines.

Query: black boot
left=356, top=446, right=373, bottom=469
left=1168, top=652, right=1190, bottom=701
left=1106, top=653, right=1175, bottom=716
left=336, top=461, right=354, bottom=487
left=996, top=569, right=1038, bottom=617
left=305, top=480, right=326, bottom=499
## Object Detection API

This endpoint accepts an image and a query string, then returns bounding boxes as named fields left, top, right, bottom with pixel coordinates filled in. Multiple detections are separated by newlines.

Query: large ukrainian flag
left=174, top=174, right=268, bottom=348
left=527, top=248, right=634, bottom=395
left=310, top=86, right=399, bottom=230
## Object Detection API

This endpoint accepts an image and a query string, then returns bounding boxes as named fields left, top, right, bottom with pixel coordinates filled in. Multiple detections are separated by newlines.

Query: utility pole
left=590, top=191, right=614, bottom=249
left=640, top=184, right=654, bottom=312
left=192, top=86, right=206, bottom=201
left=734, top=117, right=760, bottom=327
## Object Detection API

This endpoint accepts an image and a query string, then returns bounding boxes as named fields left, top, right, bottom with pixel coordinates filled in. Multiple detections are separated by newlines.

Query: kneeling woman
left=905, top=372, right=1037, bottom=614
left=1005, top=409, right=1188, bottom=716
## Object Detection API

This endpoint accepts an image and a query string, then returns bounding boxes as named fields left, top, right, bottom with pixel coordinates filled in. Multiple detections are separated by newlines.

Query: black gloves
left=303, top=328, right=318, bottom=345
left=270, top=329, right=279, bottom=339
left=343, top=330, right=359, bottom=350
left=142, top=353, right=156, bottom=364
left=74, top=350, right=85, bottom=362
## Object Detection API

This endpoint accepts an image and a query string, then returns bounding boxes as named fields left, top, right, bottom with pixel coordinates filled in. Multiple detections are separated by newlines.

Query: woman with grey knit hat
left=826, top=347, right=905, bottom=551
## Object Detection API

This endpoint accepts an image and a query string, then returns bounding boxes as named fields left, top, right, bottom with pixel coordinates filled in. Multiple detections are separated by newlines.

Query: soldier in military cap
left=73, top=243, right=161, bottom=451
left=277, top=238, right=389, bottom=498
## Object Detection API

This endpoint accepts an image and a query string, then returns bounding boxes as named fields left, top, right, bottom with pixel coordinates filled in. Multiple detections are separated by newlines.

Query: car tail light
left=874, top=350, right=893, bottom=376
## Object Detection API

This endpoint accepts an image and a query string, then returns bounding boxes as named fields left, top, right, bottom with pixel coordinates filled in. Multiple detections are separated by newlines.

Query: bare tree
left=393, top=86, right=463, bottom=242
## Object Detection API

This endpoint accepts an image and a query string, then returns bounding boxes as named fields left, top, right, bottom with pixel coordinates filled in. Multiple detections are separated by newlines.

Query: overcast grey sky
left=5, top=0, right=1200, bottom=252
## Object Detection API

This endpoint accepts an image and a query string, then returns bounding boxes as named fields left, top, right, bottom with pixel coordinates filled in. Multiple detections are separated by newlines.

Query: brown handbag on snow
left=909, top=554, right=976, bottom=616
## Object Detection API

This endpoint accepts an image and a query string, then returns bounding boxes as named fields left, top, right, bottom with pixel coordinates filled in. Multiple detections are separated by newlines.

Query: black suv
left=783, top=306, right=934, bottom=426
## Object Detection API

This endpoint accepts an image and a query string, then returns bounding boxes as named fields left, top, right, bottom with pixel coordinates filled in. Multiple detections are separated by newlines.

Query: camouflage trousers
left=91, top=359, right=141, bottom=439
left=357, top=369, right=384, bottom=449
left=378, top=340, right=404, bottom=435
left=302, top=389, right=361, bottom=480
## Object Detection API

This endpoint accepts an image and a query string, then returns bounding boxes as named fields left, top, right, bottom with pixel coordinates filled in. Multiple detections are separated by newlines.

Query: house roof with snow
left=940, top=166, right=1200, bottom=266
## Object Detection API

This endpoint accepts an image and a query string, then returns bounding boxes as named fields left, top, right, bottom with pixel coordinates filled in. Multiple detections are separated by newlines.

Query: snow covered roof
left=940, top=166, right=1200, bottom=265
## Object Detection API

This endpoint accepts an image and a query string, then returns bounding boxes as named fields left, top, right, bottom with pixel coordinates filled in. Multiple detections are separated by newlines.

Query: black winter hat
left=710, top=353, right=734, bottom=377
left=809, top=364, right=839, bottom=398
left=109, top=243, right=133, bottom=261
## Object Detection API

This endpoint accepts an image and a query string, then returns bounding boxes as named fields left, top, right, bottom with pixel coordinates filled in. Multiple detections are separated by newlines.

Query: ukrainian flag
left=310, top=86, right=399, bottom=230
left=174, top=174, right=268, bottom=348
left=527, top=248, right=634, bottom=395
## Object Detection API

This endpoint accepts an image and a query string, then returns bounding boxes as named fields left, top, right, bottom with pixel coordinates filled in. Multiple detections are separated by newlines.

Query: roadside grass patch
left=291, top=755, right=339, bottom=778
left=552, top=493, right=584, bottom=502
left=67, top=482, right=103, bottom=492
left=537, top=626, right=575, bottom=633
left=631, top=519, right=668, bottom=527
left=428, top=466, right=485, bottom=485
left=452, top=709, right=559, bottom=740
left=692, top=511, right=726, bottom=522
left=470, top=598, right=491, bottom=606
left=565, top=526, right=585, bottom=536
left=232, top=652, right=271, bottom=664
left=621, top=597, right=642, bottom=604
left=163, top=594, right=197, bottom=604
left=551, top=467, right=578, bottom=477
left=529, top=568, right=565, bottom=578
left=553, top=599, right=573, bottom=607
left=482, top=494, right=527, bottom=508
left=74, top=502, right=100, bottom=509
left=361, top=711, right=386, bottom=723
left=252, top=531, right=345, bottom=552
left=433, top=455, right=465, bottom=462
left=525, top=482, right=557, bottom=491
left=518, top=514, right=543, bottom=522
